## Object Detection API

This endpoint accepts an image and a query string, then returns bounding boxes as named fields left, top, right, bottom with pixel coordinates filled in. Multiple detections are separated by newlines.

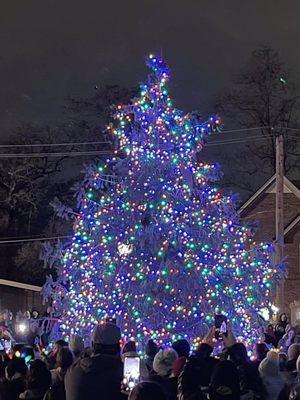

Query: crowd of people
left=0, top=312, right=300, bottom=400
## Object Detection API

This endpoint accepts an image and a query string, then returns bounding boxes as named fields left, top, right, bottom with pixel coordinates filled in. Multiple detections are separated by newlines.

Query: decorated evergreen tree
left=55, top=55, right=282, bottom=346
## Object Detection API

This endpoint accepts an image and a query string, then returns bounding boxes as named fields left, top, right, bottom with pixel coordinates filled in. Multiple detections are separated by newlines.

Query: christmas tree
left=56, top=54, right=282, bottom=346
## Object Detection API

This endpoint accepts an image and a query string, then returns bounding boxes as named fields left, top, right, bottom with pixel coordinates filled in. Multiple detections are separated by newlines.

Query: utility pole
left=275, top=130, right=285, bottom=312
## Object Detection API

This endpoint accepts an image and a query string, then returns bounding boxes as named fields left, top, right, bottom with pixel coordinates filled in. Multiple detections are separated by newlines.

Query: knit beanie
left=69, top=335, right=84, bottom=355
left=153, top=349, right=178, bottom=376
left=259, top=357, right=279, bottom=377
left=288, top=343, right=300, bottom=361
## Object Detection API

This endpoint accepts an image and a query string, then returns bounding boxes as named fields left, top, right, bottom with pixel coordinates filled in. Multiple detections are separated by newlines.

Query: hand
left=202, top=327, right=216, bottom=347
left=221, top=324, right=236, bottom=347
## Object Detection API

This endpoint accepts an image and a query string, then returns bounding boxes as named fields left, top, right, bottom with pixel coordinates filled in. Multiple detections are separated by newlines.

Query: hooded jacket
left=64, top=353, right=123, bottom=400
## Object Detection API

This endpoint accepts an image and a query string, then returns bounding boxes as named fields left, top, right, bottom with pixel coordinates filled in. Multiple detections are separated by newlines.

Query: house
left=0, top=278, right=43, bottom=313
left=238, top=174, right=300, bottom=324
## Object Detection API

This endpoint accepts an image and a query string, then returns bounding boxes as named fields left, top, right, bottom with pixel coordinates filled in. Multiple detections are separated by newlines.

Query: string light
left=57, top=54, right=283, bottom=347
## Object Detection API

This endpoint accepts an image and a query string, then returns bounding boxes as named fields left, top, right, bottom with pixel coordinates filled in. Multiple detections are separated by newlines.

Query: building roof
left=0, top=278, right=41, bottom=292
left=238, top=174, right=300, bottom=215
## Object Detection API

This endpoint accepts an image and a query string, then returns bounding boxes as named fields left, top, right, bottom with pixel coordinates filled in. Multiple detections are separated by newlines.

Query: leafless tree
left=215, top=47, right=300, bottom=195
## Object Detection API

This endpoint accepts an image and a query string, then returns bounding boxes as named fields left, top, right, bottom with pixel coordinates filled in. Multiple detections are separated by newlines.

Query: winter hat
left=153, top=349, right=178, bottom=376
left=259, top=357, right=280, bottom=377
left=145, top=339, right=159, bottom=357
left=122, top=340, right=137, bottom=354
left=92, top=322, right=121, bottom=345
left=172, top=339, right=190, bottom=358
left=69, top=335, right=84, bottom=355
left=288, top=343, right=300, bottom=360
left=297, top=354, right=300, bottom=372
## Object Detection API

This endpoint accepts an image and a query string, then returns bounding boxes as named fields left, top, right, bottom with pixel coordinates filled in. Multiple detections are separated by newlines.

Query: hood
left=78, top=354, right=122, bottom=374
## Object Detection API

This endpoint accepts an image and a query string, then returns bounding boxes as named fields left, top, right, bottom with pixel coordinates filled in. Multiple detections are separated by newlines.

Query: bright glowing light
left=118, top=243, right=134, bottom=256
left=17, top=323, right=27, bottom=334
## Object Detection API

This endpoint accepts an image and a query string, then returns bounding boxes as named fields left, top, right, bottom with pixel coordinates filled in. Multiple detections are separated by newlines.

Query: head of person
left=24, top=311, right=31, bottom=320
left=279, top=313, right=288, bottom=323
left=254, top=342, right=269, bottom=361
left=289, top=384, right=300, bottom=400
left=145, top=339, right=159, bottom=358
left=129, top=381, right=167, bottom=400
left=31, top=310, right=39, bottom=319
left=172, top=339, right=190, bottom=358
left=287, top=328, right=296, bottom=341
left=27, top=359, right=51, bottom=391
left=228, top=343, right=248, bottom=366
left=122, top=340, right=137, bottom=355
left=5, top=357, right=27, bottom=380
left=56, top=347, right=73, bottom=371
left=288, top=343, right=300, bottom=361
left=267, top=324, right=274, bottom=334
left=91, top=322, right=121, bottom=356
left=69, top=335, right=84, bottom=357
left=53, top=339, right=68, bottom=356
left=209, top=360, right=240, bottom=400
left=153, top=349, right=178, bottom=377
left=279, top=352, right=288, bottom=371
left=259, top=354, right=280, bottom=378
left=195, top=342, right=214, bottom=358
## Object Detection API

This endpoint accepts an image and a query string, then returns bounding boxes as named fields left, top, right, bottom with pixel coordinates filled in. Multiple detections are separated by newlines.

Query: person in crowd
left=50, top=347, right=73, bottom=385
left=172, top=339, right=190, bottom=359
left=121, top=340, right=149, bottom=380
left=224, top=331, right=266, bottom=399
left=64, top=322, right=123, bottom=400
left=129, top=381, right=167, bottom=400
left=0, top=350, right=10, bottom=379
left=252, top=342, right=269, bottom=369
left=178, top=327, right=219, bottom=399
left=149, top=348, right=178, bottom=400
left=279, top=328, right=297, bottom=354
left=144, top=339, right=159, bottom=375
left=275, top=314, right=289, bottom=343
left=44, top=348, right=73, bottom=400
left=68, top=335, right=84, bottom=362
left=43, top=339, right=68, bottom=370
left=171, top=339, right=190, bottom=377
left=19, top=359, right=51, bottom=400
left=264, top=324, right=278, bottom=347
left=259, top=351, right=286, bottom=400
left=279, top=352, right=288, bottom=372
left=31, top=311, right=39, bottom=320
left=0, top=357, right=27, bottom=400
left=208, top=360, right=240, bottom=400
left=286, top=344, right=300, bottom=373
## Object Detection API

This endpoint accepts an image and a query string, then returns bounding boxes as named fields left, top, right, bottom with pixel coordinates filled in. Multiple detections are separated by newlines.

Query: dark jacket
left=149, top=375, right=177, bottom=400
left=64, top=353, right=123, bottom=400
left=228, top=344, right=266, bottom=399
left=0, top=377, right=25, bottom=400
left=178, top=344, right=219, bottom=400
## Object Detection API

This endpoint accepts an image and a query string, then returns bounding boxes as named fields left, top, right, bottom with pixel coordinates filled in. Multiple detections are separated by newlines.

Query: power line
left=0, top=150, right=112, bottom=159
left=0, top=141, right=112, bottom=149
left=0, top=235, right=69, bottom=244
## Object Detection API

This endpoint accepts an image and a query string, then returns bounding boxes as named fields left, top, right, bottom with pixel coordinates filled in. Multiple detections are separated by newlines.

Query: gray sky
left=1, top=0, right=300, bottom=136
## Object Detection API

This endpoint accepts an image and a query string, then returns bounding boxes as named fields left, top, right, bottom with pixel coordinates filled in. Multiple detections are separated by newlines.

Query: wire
left=0, top=150, right=112, bottom=159
left=0, top=235, right=69, bottom=244
left=0, top=141, right=112, bottom=149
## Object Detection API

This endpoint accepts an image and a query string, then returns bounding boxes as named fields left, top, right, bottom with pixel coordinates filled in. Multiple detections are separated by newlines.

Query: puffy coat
left=64, top=353, right=123, bottom=400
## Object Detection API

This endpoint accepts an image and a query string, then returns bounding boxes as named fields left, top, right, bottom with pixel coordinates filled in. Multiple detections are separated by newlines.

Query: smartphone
left=123, top=357, right=140, bottom=390
left=214, top=315, right=227, bottom=339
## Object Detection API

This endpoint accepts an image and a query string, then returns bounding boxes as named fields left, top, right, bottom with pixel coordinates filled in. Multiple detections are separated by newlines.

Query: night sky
left=1, top=0, right=300, bottom=136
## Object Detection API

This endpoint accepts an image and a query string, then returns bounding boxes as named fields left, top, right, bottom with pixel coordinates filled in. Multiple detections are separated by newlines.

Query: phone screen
left=123, top=357, right=140, bottom=390
left=214, top=315, right=227, bottom=339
